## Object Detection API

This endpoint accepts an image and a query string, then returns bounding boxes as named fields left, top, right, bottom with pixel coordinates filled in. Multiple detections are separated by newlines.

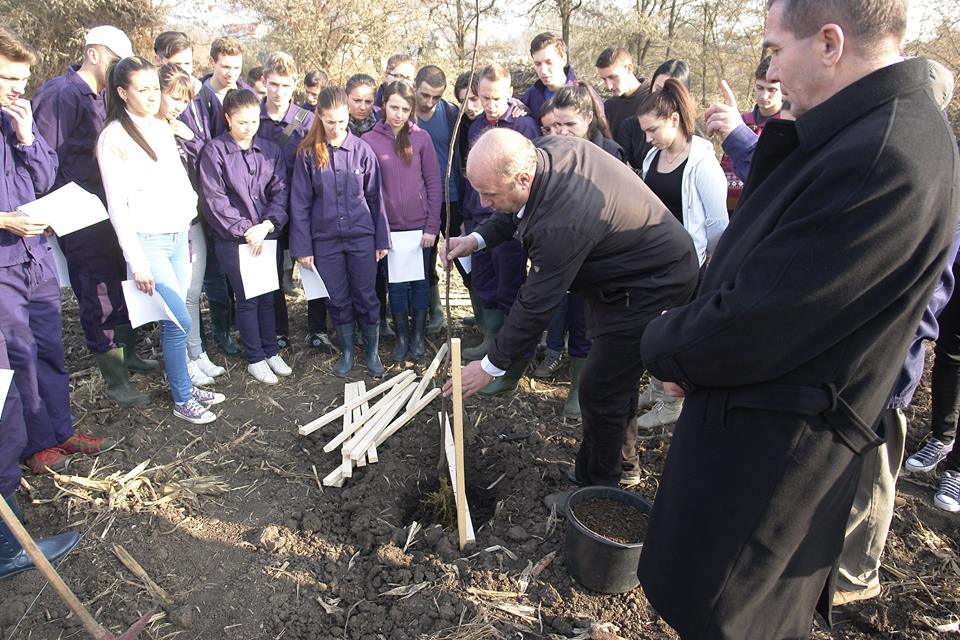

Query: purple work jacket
left=0, top=114, right=58, bottom=266
left=258, top=100, right=314, bottom=180
left=198, top=133, right=288, bottom=242
left=288, top=130, right=389, bottom=256
left=31, top=64, right=106, bottom=200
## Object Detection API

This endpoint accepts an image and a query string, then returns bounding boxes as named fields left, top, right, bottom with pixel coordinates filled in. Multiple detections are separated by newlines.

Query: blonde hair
left=0, top=25, right=36, bottom=64
left=264, top=51, right=297, bottom=78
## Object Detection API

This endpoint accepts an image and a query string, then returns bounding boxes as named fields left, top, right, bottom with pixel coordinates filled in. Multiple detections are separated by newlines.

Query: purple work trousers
left=0, top=331, right=27, bottom=498
left=59, top=220, right=129, bottom=353
left=471, top=237, right=527, bottom=313
left=0, top=254, right=73, bottom=461
left=214, top=241, right=278, bottom=365
left=313, top=237, right=379, bottom=327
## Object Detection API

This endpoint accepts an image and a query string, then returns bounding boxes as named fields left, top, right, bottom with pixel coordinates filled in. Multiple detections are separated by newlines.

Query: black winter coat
left=637, top=58, right=959, bottom=639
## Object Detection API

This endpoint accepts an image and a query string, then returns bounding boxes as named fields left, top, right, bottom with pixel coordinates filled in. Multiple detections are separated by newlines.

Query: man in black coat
left=637, top=1, right=960, bottom=638
left=442, top=129, right=699, bottom=488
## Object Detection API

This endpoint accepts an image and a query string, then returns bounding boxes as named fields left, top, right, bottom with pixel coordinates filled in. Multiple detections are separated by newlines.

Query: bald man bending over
left=443, top=128, right=698, bottom=492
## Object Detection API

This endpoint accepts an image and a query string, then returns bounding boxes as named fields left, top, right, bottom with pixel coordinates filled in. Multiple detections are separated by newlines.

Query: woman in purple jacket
left=365, top=82, right=441, bottom=362
left=290, top=86, right=390, bottom=377
left=198, top=89, right=292, bottom=385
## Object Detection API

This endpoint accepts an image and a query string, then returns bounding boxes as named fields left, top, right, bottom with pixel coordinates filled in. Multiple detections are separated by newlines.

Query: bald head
left=466, top=129, right=538, bottom=214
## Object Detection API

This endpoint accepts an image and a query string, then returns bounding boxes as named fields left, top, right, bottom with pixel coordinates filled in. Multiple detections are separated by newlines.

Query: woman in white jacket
left=97, top=57, right=224, bottom=424
left=636, top=78, right=729, bottom=429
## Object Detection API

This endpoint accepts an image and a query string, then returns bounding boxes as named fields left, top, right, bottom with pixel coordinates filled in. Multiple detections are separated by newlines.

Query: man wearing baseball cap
left=32, top=25, right=157, bottom=412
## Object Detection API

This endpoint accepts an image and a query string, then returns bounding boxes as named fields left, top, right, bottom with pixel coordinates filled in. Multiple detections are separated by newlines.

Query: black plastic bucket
left=563, top=486, right=651, bottom=593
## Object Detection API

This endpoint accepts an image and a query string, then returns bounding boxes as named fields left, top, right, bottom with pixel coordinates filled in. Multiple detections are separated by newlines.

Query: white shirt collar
left=516, top=205, right=526, bottom=220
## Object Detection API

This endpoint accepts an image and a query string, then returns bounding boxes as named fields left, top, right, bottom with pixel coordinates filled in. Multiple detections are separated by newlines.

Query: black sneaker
left=309, top=332, right=336, bottom=354
left=276, top=335, right=289, bottom=349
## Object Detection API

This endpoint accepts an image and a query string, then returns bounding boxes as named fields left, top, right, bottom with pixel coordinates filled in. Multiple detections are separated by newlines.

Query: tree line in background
left=4, top=0, right=959, bottom=133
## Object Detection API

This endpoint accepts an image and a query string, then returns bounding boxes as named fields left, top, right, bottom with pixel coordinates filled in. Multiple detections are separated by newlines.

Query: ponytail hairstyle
left=381, top=80, right=414, bottom=163
left=634, top=78, right=695, bottom=141
left=551, top=82, right=612, bottom=140
left=106, top=56, right=159, bottom=162
left=158, top=62, right=195, bottom=101
left=345, top=73, right=377, bottom=95
left=651, top=59, right=690, bottom=90
left=222, top=88, right=260, bottom=119
left=297, top=85, right=349, bottom=170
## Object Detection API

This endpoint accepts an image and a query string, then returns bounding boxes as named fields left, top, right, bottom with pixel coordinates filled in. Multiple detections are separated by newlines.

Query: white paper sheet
left=0, top=369, right=13, bottom=417
left=238, top=239, right=279, bottom=299
left=298, top=262, right=329, bottom=300
left=47, top=235, right=71, bottom=288
left=121, top=280, right=184, bottom=332
left=457, top=255, right=473, bottom=274
left=387, top=230, right=424, bottom=284
left=17, top=182, right=109, bottom=236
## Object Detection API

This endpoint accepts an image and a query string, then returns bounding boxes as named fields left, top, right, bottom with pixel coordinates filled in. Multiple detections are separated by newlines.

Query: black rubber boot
left=427, top=286, right=445, bottom=335
left=391, top=313, right=410, bottom=363
left=379, top=305, right=395, bottom=338
left=333, top=324, right=356, bottom=378
left=361, top=324, right=385, bottom=377
left=209, top=299, right=241, bottom=356
left=411, top=310, right=427, bottom=360
left=94, top=348, right=149, bottom=407
left=1, top=495, right=81, bottom=580
left=114, top=324, right=160, bottom=373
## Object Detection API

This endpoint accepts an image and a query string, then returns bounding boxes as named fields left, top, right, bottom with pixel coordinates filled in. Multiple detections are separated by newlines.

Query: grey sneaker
left=191, top=387, right=225, bottom=407
left=637, top=398, right=683, bottom=429
left=637, top=378, right=665, bottom=412
left=173, top=399, right=216, bottom=425
left=532, top=349, right=565, bottom=378
left=934, top=470, right=960, bottom=512
left=905, top=439, right=954, bottom=473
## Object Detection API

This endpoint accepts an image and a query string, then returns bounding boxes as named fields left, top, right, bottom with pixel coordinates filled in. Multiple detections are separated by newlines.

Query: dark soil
left=572, top=499, right=648, bottom=545
left=0, top=280, right=957, bottom=640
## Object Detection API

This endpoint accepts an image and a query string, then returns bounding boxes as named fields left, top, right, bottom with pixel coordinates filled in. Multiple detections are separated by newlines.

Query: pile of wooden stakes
left=297, top=339, right=475, bottom=548
left=299, top=344, right=448, bottom=488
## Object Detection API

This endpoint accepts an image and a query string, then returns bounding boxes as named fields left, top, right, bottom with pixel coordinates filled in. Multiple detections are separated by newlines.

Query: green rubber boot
left=426, top=286, right=445, bottom=335
left=94, top=348, right=149, bottom=407
left=462, top=309, right=504, bottom=361
left=463, top=288, right=484, bottom=328
left=114, top=324, right=160, bottom=373
left=477, top=358, right=529, bottom=397
left=564, top=357, right=586, bottom=419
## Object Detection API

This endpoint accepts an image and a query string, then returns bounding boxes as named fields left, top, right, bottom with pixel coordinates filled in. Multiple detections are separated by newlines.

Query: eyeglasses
left=388, top=72, right=413, bottom=82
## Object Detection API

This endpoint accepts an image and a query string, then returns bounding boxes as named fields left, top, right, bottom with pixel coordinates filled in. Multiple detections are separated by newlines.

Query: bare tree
left=528, top=0, right=585, bottom=53
left=426, top=0, right=498, bottom=67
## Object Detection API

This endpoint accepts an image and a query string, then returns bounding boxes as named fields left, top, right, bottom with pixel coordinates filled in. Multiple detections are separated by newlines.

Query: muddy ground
left=0, top=284, right=957, bottom=640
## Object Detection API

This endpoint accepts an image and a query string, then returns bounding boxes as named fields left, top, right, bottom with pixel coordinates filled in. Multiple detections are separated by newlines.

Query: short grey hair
left=768, top=0, right=907, bottom=48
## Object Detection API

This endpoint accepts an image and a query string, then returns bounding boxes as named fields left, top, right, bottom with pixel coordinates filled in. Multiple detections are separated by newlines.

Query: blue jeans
left=387, top=247, right=431, bottom=316
left=138, top=232, right=192, bottom=404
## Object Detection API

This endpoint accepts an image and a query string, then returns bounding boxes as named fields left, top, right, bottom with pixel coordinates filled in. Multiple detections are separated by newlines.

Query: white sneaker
left=247, top=360, right=278, bottom=384
left=187, top=359, right=215, bottom=386
left=637, top=397, right=683, bottom=429
left=197, top=352, right=226, bottom=377
left=637, top=378, right=665, bottom=412
left=266, top=354, right=292, bottom=377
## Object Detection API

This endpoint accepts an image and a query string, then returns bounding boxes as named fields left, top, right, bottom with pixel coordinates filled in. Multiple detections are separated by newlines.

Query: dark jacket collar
left=795, top=58, right=928, bottom=153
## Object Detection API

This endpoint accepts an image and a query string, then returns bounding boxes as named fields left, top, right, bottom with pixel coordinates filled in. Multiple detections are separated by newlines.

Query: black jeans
left=932, top=260, right=960, bottom=472
left=575, top=326, right=646, bottom=486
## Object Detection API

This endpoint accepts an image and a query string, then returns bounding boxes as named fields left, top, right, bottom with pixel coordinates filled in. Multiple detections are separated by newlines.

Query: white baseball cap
left=84, top=26, right=134, bottom=59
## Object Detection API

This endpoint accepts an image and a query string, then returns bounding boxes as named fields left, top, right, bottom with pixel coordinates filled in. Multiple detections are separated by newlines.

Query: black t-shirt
left=644, top=150, right=686, bottom=224
left=605, top=82, right=649, bottom=141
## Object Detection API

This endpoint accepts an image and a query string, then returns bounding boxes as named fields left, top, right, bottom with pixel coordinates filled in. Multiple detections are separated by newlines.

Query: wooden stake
left=376, top=388, right=442, bottom=446
left=406, top=343, right=449, bottom=412
left=348, top=384, right=417, bottom=461
left=450, top=338, right=469, bottom=549
left=299, top=370, right=415, bottom=436
left=342, top=383, right=358, bottom=478
left=353, top=382, right=367, bottom=466
left=321, top=375, right=417, bottom=453
left=440, top=412, right=475, bottom=547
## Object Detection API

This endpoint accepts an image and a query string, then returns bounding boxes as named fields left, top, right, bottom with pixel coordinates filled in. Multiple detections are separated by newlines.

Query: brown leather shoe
left=832, top=583, right=881, bottom=607
left=28, top=447, right=70, bottom=474
left=59, top=433, right=118, bottom=456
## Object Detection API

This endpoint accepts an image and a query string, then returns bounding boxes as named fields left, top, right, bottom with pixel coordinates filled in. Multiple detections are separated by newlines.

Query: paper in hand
left=121, top=280, right=185, bottom=332
left=238, top=239, right=279, bottom=299
left=0, top=369, right=13, bottom=417
left=299, top=262, right=329, bottom=300
left=18, top=182, right=109, bottom=236
left=47, top=235, right=71, bottom=287
left=387, top=230, right=425, bottom=284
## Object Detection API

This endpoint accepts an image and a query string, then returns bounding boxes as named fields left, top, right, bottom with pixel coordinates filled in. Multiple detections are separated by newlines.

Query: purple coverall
left=199, top=133, right=289, bottom=364
left=461, top=106, right=540, bottom=313
left=288, top=131, right=390, bottom=327
left=0, top=113, right=73, bottom=470
left=31, top=65, right=129, bottom=353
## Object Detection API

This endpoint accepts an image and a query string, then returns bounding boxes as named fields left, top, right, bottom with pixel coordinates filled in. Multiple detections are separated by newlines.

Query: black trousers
left=429, top=202, right=471, bottom=288
left=932, top=260, right=960, bottom=472
left=575, top=326, right=645, bottom=486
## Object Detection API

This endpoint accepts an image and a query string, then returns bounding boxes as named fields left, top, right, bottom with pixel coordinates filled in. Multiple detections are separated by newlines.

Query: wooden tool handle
left=0, top=497, right=109, bottom=639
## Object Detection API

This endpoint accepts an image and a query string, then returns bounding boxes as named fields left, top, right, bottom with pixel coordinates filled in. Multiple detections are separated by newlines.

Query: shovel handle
left=0, top=497, right=110, bottom=639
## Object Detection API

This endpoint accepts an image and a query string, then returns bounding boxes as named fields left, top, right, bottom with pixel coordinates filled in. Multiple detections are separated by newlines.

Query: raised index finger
left=720, top=80, right=738, bottom=110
